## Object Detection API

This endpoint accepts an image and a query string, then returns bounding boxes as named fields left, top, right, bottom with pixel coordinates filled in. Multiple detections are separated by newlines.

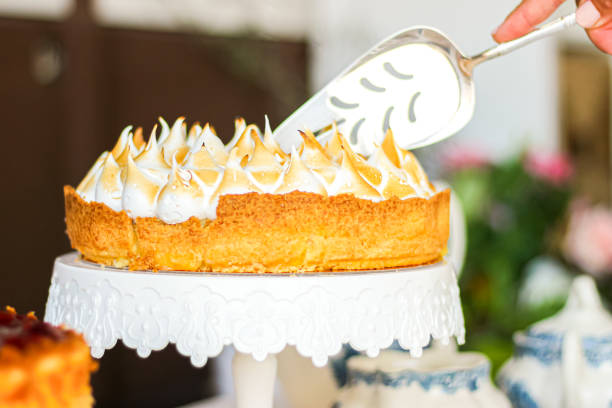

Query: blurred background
left=1, top=0, right=611, bottom=406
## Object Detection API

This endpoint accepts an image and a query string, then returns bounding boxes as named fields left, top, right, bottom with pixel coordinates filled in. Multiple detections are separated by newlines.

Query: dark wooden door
left=0, top=1, right=308, bottom=406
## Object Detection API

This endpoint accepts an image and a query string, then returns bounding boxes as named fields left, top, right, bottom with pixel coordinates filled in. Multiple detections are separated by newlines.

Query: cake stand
left=44, top=253, right=465, bottom=408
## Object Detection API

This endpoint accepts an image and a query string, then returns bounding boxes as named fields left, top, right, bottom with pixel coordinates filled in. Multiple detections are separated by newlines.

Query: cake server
left=273, top=13, right=576, bottom=156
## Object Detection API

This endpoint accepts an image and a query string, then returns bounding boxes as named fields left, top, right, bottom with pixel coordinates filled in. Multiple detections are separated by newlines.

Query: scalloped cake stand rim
left=44, top=252, right=465, bottom=408
left=44, top=252, right=465, bottom=364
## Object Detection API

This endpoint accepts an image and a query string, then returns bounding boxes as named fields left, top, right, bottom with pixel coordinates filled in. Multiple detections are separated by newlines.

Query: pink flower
left=524, top=151, right=573, bottom=185
left=442, top=146, right=490, bottom=171
left=563, top=200, right=612, bottom=277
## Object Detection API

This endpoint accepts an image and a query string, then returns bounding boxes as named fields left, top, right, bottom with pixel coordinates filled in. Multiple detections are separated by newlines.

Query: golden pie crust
left=64, top=185, right=450, bottom=273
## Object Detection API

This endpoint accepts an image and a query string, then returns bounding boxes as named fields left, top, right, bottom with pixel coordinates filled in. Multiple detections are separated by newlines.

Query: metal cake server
left=273, top=13, right=576, bottom=156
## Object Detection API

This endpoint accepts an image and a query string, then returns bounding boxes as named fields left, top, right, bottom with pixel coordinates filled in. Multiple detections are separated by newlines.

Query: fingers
left=586, top=24, right=612, bottom=53
left=578, top=0, right=612, bottom=54
left=493, top=0, right=566, bottom=43
left=577, top=0, right=612, bottom=28
left=576, top=0, right=602, bottom=27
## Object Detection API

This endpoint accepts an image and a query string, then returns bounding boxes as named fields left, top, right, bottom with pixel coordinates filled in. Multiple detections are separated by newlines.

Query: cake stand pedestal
left=44, top=253, right=465, bottom=408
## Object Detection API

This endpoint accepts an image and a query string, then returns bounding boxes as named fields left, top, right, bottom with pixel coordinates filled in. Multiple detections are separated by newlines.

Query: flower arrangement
left=443, top=147, right=576, bottom=369
left=563, top=200, right=612, bottom=278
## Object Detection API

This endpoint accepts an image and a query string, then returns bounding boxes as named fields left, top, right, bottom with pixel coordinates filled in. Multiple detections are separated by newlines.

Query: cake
left=64, top=116, right=449, bottom=273
left=0, top=307, right=97, bottom=408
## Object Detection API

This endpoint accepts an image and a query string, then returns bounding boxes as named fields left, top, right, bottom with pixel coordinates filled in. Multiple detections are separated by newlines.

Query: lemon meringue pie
left=64, top=116, right=449, bottom=273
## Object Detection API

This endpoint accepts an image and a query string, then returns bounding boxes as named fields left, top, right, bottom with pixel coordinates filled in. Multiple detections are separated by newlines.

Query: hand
left=493, top=0, right=612, bottom=54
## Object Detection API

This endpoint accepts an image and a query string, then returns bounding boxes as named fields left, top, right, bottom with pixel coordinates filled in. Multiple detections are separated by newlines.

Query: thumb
left=576, top=0, right=612, bottom=28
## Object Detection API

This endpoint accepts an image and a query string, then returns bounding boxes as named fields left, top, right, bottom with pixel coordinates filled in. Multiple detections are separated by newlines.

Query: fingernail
left=576, top=0, right=601, bottom=28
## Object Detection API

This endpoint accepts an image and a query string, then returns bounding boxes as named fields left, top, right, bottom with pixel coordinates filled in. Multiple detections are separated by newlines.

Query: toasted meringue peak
left=135, top=126, right=171, bottom=171
left=95, top=153, right=124, bottom=212
left=263, top=115, right=289, bottom=164
left=247, top=130, right=282, bottom=169
left=324, top=124, right=344, bottom=163
left=214, top=147, right=262, bottom=196
left=175, top=147, right=192, bottom=165
left=276, top=146, right=326, bottom=195
left=157, top=117, right=171, bottom=145
left=76, top=151, right=108, bottom=202
left=133, top=127, right=146, bottom=152
left=245, top=133, right=284, bottom=192
left=329, top=150, right=381, bottom=200
left=298, top=129, right=337, bottom=185
left=381, top=128, right=402, bottom=168
left=122, top=156, right=164, bottom=217
left=183, top=147, right=222, bottom=187
left=111, top=126, right=132, bottom=159
left=401, top=150, right=435, bottom=195
left=338, top=131, right=382, bottom=187
left=111, top=125, right=144, bottom=167
left=371, top=145, right=417, bottom=199
left=162, top=117, right=188, bottom=164
left=184, top=146, right=218, bottom=170
left=299, top=129, right=333, bottom=165
left=382, top=173, right=418, bottom=199
left=200, top=123, right=228, bottom=166
left=232, top=124, right=258, bottom=161
left=156, top=158, right=210, bottom=224
left=115, top=141, right=135, bottom=167
left=225, top=117, right=247, bottom=152
left=186, top=122, right=202, bottom=148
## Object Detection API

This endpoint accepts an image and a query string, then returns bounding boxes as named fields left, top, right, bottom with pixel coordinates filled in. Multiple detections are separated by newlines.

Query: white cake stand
left=44, top=253, right=465, bottom=408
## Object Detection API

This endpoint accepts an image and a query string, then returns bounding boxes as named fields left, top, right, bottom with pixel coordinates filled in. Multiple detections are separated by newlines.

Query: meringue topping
left=382, top=129, right=434, bottom=196
left=232, top=124, right=257, bottom=161
left=324, top=124, right=344, bottom=163
left=95, top=153, right=124, bottom=212
left=157, top=117, right=171, bottom=145
left=157, top=158, right=212, bottom=224
left=135, top=126, right=171, bottom=172
left=214, top=146, right=261, bottom=196
left=76, top=151, right=108, bottom=202
left=276, top=146, right=326, bottom=195
left=162, top=117, right=188, bottom=164
left=133, top=127, right=146, bottom=152
left=402, top=150, right=435, bottom=196
left=245, top=128, right=284, bottom=192
left=111, top=126, right=132, bottom=159
left=337, top=131, right=382, bottom=187
left=299, top=129, right=337, bottom=185
left=183, top=146, right=222, bottom=187
left=122, top=156, right=165, bottom=217
left=329, top=150, right=381, bottom=200
left=186, top=122, right=202, bottom=148
left=198, top=124, right=228, bottom=166
left=263, top=115, right=289, bottom=164
left=371, top=145, right=417, bottom=199
left=76, top=116, right=436, bottom=224
left=225, top=117, right=247, bottom=152
left=115, top=141, right=135, bottom=167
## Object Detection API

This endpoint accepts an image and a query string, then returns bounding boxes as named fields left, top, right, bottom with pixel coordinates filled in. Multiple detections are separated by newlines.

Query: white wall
left=308, top=0, right=585, bottom=161
left=0, top=0, right=73, bottom=20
